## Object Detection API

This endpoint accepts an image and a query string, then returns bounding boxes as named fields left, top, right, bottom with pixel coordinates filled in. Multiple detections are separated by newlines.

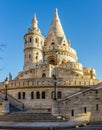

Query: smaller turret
left=24, top=14, right=44, bottom=70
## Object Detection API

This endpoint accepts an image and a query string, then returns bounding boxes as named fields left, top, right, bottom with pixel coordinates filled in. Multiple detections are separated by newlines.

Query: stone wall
left=6, top=87, right=81, bottom=110
left=58, top=84, right=102, bottom=122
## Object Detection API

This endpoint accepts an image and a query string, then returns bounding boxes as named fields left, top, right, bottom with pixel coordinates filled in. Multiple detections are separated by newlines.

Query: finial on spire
left=32, top=13, right=38, bottom=29
left=34, top=13, right=37, bottom=21
left=55, top=8, right=58, bottom=15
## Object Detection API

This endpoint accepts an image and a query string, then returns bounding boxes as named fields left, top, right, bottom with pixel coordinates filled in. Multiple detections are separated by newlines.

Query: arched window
left=35, top=38, right=39, bottom=43
left=51, top=42, right=55, bottom=45
left=84, top=107, right=87, bottom=113
left=18, top=92, right=21, bottom=99
left=31, top=92, right=34, bottom=99
left=71, top=110, right=74, bottom=117
left=29, top=37, right=32, bottom=43
left=57, top=91, right=62, bottom=99
left=36, top=92, right=40, bottom=99
left=42, top=92, right=46, bottom=99
left=29, top=54, right=31, bottom=58
left=51, top=91, right=55, bottom=99
left=22, top=92, right=25, bottom=99
left=96, top=104, right=99, bottom=111
left=36, top=52, right=39, bottom=55
left=42, top=73, right=46, bottom=78
left=36, top=56, right=38, bottom=60
left=63, top=44, right=66, bottom=46
left=50, top=60, right=55, bottom=65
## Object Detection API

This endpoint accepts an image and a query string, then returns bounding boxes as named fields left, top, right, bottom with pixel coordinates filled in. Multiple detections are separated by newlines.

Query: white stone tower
left=44, top=9, right=78, bottom=65
left=24, top=14, right=44, bottom=70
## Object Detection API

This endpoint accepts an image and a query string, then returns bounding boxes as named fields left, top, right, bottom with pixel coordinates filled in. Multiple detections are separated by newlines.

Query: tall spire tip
left=34, top=13, right=36, bottom=19
left=55, top=8, right=58, bottom=14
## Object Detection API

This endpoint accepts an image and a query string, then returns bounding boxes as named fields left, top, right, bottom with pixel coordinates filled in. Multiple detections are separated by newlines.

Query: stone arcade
left=0, top=9, right=102, bottom=122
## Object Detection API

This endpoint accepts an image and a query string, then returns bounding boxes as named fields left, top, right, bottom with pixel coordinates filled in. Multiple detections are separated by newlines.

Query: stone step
left=9, top=104, right=21, bottom=112
left=0, top=112, right=63, bottom=122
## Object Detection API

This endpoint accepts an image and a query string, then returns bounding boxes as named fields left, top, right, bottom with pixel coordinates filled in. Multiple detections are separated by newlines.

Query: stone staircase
left=0, top=90, right=24, bottom=111
left=9, top=104, right=22, bottom=112
left=0, top=112, right=63, bottom=122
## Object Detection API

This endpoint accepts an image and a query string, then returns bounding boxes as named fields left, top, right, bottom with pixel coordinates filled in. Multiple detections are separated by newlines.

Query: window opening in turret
left=42, top=73, right=46, bottom=78
left=63, top=44, right=66, bottom=46
left=36, top=56, right=38, bottom=61
left=36, top=52, right=39, bottom=55
left=29, top=37, right=32, bottom=43
left=29, top=54, right=31, bottom=58
left=51, top=42, right=55, bottom=45
left=35, top=38, right=39, bottom=43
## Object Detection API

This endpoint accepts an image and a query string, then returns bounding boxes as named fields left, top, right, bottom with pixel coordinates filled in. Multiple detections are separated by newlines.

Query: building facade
left=0, top=9, right=102, bottom=121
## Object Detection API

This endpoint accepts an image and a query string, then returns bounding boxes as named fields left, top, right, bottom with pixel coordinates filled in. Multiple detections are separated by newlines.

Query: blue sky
left=0, top=0, right=102, bottom=81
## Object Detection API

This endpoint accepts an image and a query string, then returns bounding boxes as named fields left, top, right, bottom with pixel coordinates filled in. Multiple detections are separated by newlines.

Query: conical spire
left=32, top=13, right=38, bottom=29
left=47, top=8, right=65, bottom=37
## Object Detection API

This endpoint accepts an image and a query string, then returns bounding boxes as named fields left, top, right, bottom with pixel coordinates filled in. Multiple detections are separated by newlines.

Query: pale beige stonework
left=58, top=83, right=102, bottom=122
left=0, top=9, right=102, bottom=122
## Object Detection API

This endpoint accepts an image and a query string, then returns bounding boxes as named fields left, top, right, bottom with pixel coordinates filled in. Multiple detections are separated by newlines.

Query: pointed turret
left=47, top=8, right=65, bottom=37
left=24, top=13, right=44, bottom=71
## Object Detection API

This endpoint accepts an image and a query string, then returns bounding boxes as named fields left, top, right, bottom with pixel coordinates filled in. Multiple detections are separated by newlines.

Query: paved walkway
left=0, top=121, right=86, bottom=129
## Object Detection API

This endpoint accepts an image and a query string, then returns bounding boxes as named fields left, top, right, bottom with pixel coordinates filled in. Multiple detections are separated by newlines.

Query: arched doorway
left=48, top=56, right=56, bottom=65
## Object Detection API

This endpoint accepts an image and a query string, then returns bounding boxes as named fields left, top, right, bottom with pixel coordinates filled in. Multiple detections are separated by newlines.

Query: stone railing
left=0, top=90, right=24, bottom=111
left=0, top=78, right=100, bottom=90
left=59, top=62, right=83, bottom=72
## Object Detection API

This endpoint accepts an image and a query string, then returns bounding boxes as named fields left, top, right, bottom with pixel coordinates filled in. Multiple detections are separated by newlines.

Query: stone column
left=51, top=100, right=59, bottom=116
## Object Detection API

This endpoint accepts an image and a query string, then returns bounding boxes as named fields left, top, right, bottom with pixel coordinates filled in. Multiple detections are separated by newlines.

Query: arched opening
left=96, top=104, right=99, bottom=111
left=42, top=73, right=46, bottom=78
left=50, top=60, right=55, bottom=65
left=18, top=92, right=21, bottom=99
left=22, top=92, right=25, bottom=99
left=84, top=107, right=87, bottom=113
left=61, top=59, right=66, bottom=64
left=57, top=91, right=62, bottom=99
left=42, top=92, right=46, bottom=99
left=71, top=110, right=74, bottom=117
left=35, top=38, right=39, bottom=43
left=29, top=37, right=32, bottom=43
left=63, top=44, right=66, bottom=46
left=48, top=56, right=56, bottom=65
left=51, top=91, right=55, bottom=99
left=36, top=92, right=40, bottom=99
left=31, top=92, right=34, bottom=99
left=51, top=42, right=55, bottom=45
left=36, top=56, right=38, bottom=61
left=29, top=54, right=31, bottom=58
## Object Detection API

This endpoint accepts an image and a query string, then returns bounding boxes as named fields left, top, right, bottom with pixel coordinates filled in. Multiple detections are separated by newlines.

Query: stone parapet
left=0, top=100, right=9, bottom=115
